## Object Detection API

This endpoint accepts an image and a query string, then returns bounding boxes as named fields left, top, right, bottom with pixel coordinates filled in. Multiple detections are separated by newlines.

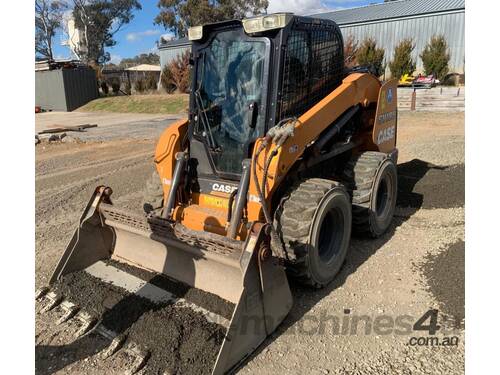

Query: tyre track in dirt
left=36, top=140, right=156, bottom=287
left=36, top=154, right=152, bottom=198
left=36, top=150, right=153, bottom=182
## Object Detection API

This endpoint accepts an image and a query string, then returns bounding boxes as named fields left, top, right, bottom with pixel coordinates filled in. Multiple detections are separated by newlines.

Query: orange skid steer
left=37, top=13, right=398, bottom=374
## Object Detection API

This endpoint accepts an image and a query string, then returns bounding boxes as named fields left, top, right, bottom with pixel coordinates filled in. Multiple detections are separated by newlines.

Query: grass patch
left=78, top=94, right=189, bottom=114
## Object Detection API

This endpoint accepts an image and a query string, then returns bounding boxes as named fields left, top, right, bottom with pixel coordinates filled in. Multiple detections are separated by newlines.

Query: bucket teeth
left=56, top=301, right=80, bottom=325
left=124, top=343, right=150, bottom=375
left=40, top=292, right=63, bottom=313
left=101, top=334, right=127, bottom=359
left=35, top=287, right=50, bottom=300
left=74, top=311, right=98, bottom=338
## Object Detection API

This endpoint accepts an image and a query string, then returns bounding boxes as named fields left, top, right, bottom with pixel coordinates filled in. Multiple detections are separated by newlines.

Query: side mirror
left=247, top=102, right=258, bottom=129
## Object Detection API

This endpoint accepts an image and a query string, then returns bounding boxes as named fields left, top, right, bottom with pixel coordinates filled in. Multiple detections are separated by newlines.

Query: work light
left=242, top=13, right=293, bottom=34
left=188, top=25, right=203, bottom=41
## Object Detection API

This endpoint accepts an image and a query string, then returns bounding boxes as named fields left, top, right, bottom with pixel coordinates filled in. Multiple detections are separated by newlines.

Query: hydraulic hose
left=251, top=118, right=301, bottom=259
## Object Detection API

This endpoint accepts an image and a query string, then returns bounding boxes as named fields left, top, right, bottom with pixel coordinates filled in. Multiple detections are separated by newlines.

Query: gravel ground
left=35, top=111, right=465, bottom=374
left=47, top=267, right=227, bottom=375
left=36, top=112, right=181, bottom=142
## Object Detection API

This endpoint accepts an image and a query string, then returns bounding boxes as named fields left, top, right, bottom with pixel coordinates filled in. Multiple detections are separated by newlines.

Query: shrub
left=344, top=35, right=359, bottom=68
left=145, top=72, right=158, bottom=91
left=389, top=38, right=416, bottom=79
left=356, top=38, right=385, bottom=77
left=161, top=65, right=176, bottom=93
left=134, top=78, right=146, bottom=93
left=100, top=81, right=109, bottom=95
left=110, top=77, right=121, bottom=94
left=162, top=50, right=190, bottom=93
left=124, top=80, right=132, bottom=95
left=420, top=35, right=450, bottom=81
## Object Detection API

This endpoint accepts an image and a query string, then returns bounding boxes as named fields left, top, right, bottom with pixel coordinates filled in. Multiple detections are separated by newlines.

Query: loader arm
left=246, top=73, right=386, bottom=222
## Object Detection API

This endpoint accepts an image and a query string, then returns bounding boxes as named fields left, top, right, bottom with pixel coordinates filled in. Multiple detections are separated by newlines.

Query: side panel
left=246, top=73, right=381, bottom=222
left=154, top=118, right=189, bottom=201
left=372, top=79, right=398, bottom=153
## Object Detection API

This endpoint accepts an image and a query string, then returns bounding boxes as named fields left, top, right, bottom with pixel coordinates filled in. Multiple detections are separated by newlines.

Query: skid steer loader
left=36, top=13, right=398, bottom=374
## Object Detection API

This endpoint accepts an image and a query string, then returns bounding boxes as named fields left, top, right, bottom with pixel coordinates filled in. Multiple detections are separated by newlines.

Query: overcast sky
left=52, top=0, right=383, bottom=63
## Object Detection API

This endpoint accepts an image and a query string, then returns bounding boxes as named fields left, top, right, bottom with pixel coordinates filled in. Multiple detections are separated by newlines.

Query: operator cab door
left=189, top=27, right=271, bottom=180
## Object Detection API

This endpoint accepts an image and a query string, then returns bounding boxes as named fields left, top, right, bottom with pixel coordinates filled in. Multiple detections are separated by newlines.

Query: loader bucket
left=42, top=186, right=293, bottom=374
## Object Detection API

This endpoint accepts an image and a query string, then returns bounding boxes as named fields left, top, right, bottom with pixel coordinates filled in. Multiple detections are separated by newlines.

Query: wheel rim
left=317, top=207, right=344, bottom=264
left=375, top=171, right=394, bottom=219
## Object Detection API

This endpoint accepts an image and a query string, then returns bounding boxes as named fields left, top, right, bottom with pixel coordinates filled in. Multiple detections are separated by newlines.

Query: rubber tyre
left=342, top=152, right=398, bottom=238
left=275, top=178, right=352, bottom=288
left=143, top=170, right=164, bottom=214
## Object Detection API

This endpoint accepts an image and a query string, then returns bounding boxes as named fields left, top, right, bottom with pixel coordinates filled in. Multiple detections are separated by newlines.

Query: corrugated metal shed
left=35, top=68, right=98, bottom=111
left=158, top=0, right=465, bottom=75
left=159, top=37, right=191, bottom=69
left=313, top=0, right=465, bottom=74
left=313, top=0, right=465, bottom=26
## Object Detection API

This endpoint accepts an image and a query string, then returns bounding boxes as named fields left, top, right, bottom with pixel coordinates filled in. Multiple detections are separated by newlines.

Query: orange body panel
left=372, top=79, right=398, bottom=153
left=246, top=73, right=381, bottom=223
left=154, top=73, right=396, bottom=240
left=154, top=118, right=189, bottom=202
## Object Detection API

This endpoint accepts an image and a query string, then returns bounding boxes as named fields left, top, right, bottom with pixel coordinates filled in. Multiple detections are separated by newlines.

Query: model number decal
left=378, top=110, right=397, bottom=124
left=377, top=125, right=395, bottom=145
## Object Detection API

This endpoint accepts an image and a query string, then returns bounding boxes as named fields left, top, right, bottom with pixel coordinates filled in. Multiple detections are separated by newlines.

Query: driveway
left=35, top=111, right=184, bottom=141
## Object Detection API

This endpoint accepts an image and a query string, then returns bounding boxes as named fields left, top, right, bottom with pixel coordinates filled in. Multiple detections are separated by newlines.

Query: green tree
left=356, top=38, right=385, bottom=77
left=389, top=38, right=416, bottom=79
left=119, top=53, right=160, bottom=68
left=154, top=0, right=269, bottom=37
left=35, top=0, right=68, bottom=60
left=71, top=0, right=141, bottom=65
left=420, top=35, right=450, bottom=80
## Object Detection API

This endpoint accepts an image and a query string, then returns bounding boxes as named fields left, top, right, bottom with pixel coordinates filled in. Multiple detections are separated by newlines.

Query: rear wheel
left=342, top=151, right=397, bottom=237
left=143, top=170, right=164, bottom=214
left=275, top=178, right=352, bottom=288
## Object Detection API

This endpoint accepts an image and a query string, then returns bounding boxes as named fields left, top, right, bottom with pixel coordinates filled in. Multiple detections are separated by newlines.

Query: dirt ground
left=35, top=111, right=465, bottom=374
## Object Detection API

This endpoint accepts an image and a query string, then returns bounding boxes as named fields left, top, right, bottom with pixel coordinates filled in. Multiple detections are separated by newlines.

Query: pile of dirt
left=52, top=265, right=230, bottom=374
left=397, top=160, right=465, bottom=209
left=125, top=305, right=225, bottom=374
left=419, top=240, right=465, bottom=329
left=107, top=259, right=235, bottom=320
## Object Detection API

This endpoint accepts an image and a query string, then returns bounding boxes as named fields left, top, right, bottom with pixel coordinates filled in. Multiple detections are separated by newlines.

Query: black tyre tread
left=143, top=170, right=164, bottom=214
left=275, top=178, right=345, bottom=287
left=341, top=151, right=393, bottom=236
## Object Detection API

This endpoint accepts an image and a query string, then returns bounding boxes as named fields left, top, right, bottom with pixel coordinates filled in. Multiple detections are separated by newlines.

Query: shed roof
left=159, top=37, right=191, bottom=49
left=312, top=0, right=465, bottom=26
left=125, top=64, right=162, bottom=72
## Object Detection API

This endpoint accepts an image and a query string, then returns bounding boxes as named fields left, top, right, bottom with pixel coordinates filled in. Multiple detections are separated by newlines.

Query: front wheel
left=275, top=178, right=352, bottom=288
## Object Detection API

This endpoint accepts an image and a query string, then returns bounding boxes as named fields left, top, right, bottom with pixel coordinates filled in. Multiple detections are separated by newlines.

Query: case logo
left=212, top=183, right=237, bottom=194
left=377, top=125, right=396, bottom=145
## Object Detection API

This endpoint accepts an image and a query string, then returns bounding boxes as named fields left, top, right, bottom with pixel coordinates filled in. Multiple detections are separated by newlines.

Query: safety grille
left=278, top=21, right=344, bottom=121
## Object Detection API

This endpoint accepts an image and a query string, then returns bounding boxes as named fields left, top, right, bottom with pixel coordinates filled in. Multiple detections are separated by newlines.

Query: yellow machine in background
left=398, top=73, right=415, bottom=87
